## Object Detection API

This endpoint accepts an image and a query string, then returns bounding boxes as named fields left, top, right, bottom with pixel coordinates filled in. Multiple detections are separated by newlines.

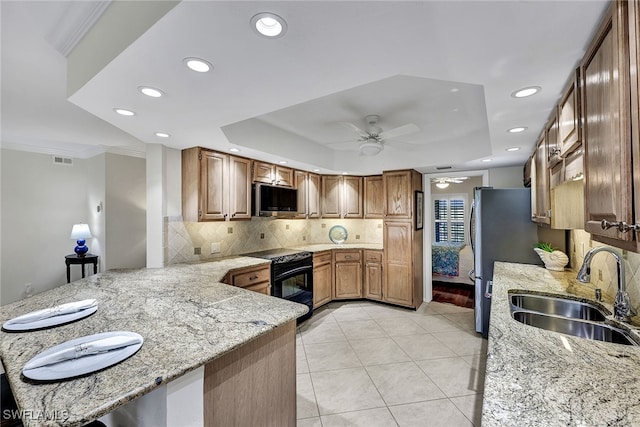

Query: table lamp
left=70, top=224, right=92, bottom=257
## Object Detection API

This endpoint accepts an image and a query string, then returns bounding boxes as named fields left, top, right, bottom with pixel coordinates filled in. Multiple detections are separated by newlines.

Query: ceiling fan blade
left=326, top=138, right=360, bottom=146
left=379, top=123, right=420, bottom=140
left=340, top=122, right=368, bottom=137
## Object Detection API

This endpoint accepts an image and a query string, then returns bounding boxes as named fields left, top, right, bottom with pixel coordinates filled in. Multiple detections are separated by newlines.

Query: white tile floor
left=296, top=300, right=487, bottom=427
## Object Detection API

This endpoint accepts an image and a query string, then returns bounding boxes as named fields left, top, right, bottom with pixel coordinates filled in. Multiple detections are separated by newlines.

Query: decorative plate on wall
left=329, top=225, right=348, bottom=244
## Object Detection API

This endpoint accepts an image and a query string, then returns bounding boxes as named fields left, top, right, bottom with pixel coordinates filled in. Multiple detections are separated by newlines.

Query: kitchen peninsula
left=0, top=257, right=308, bottom=427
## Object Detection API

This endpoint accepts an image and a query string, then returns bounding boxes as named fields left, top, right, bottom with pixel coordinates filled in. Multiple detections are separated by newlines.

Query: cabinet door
left=307, top=173, right=321, bottom=218
left=559, top=69, right=581, bottom=157
left=581, top=0, right=633, bottom=242
left=275, top=166, right=294, bottom=187
left=228, top=156, right=252, bottom=220
left=384, top=170, right=412, bottom=219
left=533, top=136, right=551, bottom=224
left=629, top=0, right=640, bottom=246
left=313, top=261, right=332, bottom=308
left=321, top=176, right=342, bottom=218
left=294, top=171, right=308, bottom=218
left=253, top=161, right=274, bottom=184
left=546, top=112, right=561, bottom=168
left=364, top=176, right=384, bottom=218
left=334, top=262, right=362, bottom=299
left=383, top=221, right=413, bottom=307
left=364, top=250, right=383, bottom=300
left=343, top=176, right=363, bottom=218
left=201, top=150, right=228, bottom=220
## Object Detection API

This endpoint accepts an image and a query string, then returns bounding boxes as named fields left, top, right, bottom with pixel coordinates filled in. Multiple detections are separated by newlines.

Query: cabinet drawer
left=313, top=251, right=332, bottom=265
left=364, top=250, right=382, bottom=263
left=232, top=267, right=270, bottom=288
left=334, top=251, right=361, bottom=262
left=242, top=281, right=270, bottom=295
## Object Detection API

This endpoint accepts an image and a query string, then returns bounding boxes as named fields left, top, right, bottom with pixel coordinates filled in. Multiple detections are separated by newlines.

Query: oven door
left=273, top=265, right=313, bottom=301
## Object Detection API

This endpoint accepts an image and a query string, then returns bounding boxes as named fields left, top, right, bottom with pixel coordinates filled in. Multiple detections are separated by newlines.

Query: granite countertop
left=292, top=243, right=383, bottom=252
left=483, top=262, right=640, bottom=426
left=0, top=256, right=308, bottom=427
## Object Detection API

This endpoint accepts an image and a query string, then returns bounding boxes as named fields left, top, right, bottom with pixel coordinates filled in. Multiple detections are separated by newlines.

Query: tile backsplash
left=569, top=229, right=640, bottom=315
left=166, top=216, right=383, bottom=264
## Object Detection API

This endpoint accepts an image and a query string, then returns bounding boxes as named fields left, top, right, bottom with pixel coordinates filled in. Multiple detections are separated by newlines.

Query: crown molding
left=47, top=1, right=112, bottom=57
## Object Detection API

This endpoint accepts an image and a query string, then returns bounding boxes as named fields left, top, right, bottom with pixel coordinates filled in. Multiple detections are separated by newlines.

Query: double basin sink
left=510, top=293, right=638, bottom=346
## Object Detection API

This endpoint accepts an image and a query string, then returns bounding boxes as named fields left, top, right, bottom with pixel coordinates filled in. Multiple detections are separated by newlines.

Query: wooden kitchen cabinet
left=546, top=111, right=561, bottom=169
left=321, top=175, right=363, bottom=218
left=531, top=136, right=551, bottom=225
left=581, top=0, right=635, bottom=247
left=559, top=69, right=582, bottom=157
left=363, top=250, right=383, bottom=301
left=313, top=251, right=332, bottom=308
left=182, top=147, right=251, bottom=222
left=383, top=170, right=413, bottom=219
left=383, top=221, right=414, bottom=307
left=222, top=264, right=271, bottom=295
left=364, top=175, right=384, bottom=218
left=333, top=250, right=362, bottom=299
left=252, top=161, right=294, bottom=187
left=294, top=171, right=321, bottom=219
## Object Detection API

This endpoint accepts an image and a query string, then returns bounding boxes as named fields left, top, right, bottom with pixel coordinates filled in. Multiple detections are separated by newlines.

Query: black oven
left=244, top=249, right=313, bottom=322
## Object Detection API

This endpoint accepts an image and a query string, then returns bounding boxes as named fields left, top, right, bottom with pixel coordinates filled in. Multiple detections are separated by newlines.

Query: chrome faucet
left=576, top=247, right=636, bottom=322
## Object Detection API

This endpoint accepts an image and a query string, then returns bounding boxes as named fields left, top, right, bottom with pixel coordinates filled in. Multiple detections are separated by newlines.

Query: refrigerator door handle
left=484, top=280, right=493, bottom=299
left=468, top=270, right=476, bottom=283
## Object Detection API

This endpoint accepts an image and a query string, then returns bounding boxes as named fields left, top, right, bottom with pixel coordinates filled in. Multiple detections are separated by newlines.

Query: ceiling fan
left=336, top=115, right=420, bottom=156
left=432, top=177, right=469, bottom=189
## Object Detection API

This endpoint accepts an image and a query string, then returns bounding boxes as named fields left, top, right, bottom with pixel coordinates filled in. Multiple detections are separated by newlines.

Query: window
left=434, top=194, right=467, bottom=243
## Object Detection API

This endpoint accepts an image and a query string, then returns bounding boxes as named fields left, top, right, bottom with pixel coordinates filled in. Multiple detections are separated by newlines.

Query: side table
left=65, top=254, right=99, bottom=283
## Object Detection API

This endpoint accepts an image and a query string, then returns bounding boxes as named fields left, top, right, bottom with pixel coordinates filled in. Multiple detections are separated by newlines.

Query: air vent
left=436, top=166, right=452, bottom=170
left=53, top=156, right=73, bottom=166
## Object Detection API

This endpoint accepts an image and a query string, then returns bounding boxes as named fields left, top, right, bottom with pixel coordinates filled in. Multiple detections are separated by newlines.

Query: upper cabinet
left=252, top=161, right=294, bottom=187
left=545, top=110, right=561, bottom=169
left=294, top=171, right=321, bottom=219
left=182, top=147, right=251, bottom=222
left=581, top=0, right=635, bottom=247
left=321, top=176, right=363, bottom=218
left=559, top=69, right=582, bottom=157
left=383, top=170, right=413, bottom=219
left=364, top=175, right=384, bottom=218
left=531, top=135, right=551, bottom=225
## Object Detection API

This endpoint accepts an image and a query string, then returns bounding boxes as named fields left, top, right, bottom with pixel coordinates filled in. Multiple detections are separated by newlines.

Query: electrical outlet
left=303, top=236, right=306, bottom=241
left=322, top=223, right=326, bottom=228
left=356, top=234, right=361, bottom=240
left=377, top=223, right=382, bottom=229
left=227, top=227, right=233, bottom=234
left=260, top=233, right=265, bottom=239
left=194, top=247, right=201, bottom=255
left=210, top=243, right=220, bottom=254
left=598, top=269, right=603, bottom=281
left=286, top=224, right=290, bottom=230
left=24, top=283, right=33, bottom=297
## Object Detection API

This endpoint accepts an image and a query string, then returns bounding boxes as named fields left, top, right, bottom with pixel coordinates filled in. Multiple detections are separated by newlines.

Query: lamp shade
left=70, top=224, right=92, bottom=240
left=359, top=141, right=383, bottom=156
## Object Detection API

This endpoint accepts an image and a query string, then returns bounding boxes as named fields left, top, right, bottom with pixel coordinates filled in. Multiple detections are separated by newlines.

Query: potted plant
left=534, top=242, right=569, bottom=271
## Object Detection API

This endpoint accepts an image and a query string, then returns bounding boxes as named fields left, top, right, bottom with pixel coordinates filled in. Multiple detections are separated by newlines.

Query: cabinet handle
left=232, top=213, right=236, bottom=217
left=249, top=275, right=258, bottom=280
left=224, top=213, right=228, bottom=218
left=601, top=220, right=639, bottom=233
left=345, top=256, right=352, bottom=259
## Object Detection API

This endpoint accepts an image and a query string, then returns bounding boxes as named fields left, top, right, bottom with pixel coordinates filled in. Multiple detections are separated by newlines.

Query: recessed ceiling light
left=450, top=88, right=459, bottom=93
left=251, top=13, right=287, bottom=38
left=507, top=127, right=527, bottom=133
left=155, top=132, right=170, bottom=138
left=183, top=57, right=212, bottom=73
left=482, top=159, right=492, bottom=163
left=342, top=172, right=349, bottom=175
left=114, top=108, right=135, bottom=116
left=506, top=147, right=521, bottom=152
left=138, top=86, right=164, bottom=98
left=511, top=86, right=541, bottom=98
left=229, top=148, right=240, bottom=153
left=279, top=160, right=287, bottom=164
left=313, top=169, right=320, bottom=172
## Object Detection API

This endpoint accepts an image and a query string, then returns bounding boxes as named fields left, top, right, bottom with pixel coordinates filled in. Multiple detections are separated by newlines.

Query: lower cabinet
left=222, top=264, right=271, bottom=295
left=333, top=250, right=363, bottom=299
left=363, top=250, right=383, bottom=300
left=313, top=251, right=332, bottom=308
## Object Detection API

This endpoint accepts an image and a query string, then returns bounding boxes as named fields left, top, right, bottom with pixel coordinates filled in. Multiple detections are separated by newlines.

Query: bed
left=432, top=242, right=475, bottom=284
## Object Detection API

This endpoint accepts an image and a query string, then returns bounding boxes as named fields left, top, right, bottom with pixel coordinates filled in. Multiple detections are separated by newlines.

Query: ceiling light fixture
left=313, top=169, right=320, bottom=172
left=183, top=57, right=213, bottom=73
left=229, top=148, right=240, bottom=153
left=507, top=127, right=527, bottom=133
left=435, top=181, right=450, bottom=189
left=279, top=161, right=288, bottom=164
left=511, top=86, right=541, bottom=98
left=114, top=108, right=135, bottom=116
left=482, top=159, right=492, bottom=163
left=155, top=132, right=170, bottom=138
left=359, top=140, right=383, bottom=156
left=505, top=147, right=521, bottom=152
left=138, top=86, right=164, bottom=98
left=251, top=13, right=287, bottom=38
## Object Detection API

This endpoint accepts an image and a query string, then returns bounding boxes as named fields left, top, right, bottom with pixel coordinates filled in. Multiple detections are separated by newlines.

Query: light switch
left=211, top=243, right=221, bottom=254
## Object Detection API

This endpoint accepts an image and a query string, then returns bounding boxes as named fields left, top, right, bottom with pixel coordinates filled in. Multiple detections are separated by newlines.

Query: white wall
left=488, top=166, right=523, bottom=188
left=105, top=153, right=146, bottom=270
left=1, top=149, right=91, bottom=304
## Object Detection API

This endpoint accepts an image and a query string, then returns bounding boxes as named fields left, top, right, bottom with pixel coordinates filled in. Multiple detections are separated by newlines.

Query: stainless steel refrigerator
left=470, top=187, right=542, bottom=337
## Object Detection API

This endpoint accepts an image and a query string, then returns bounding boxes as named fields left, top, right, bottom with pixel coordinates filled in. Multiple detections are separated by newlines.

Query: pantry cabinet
left=363, top=250, right=383, bottom=301
left=333, top=250, right=362, bottom=299
left=182, top=147, right=251, bottom=222
left=581, top=0, right=635, bottom=247
left=313, top=251, right=332, bottom=308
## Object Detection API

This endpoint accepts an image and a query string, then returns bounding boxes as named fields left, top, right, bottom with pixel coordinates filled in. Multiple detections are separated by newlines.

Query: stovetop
left=243, top=248, right=312, bottom=264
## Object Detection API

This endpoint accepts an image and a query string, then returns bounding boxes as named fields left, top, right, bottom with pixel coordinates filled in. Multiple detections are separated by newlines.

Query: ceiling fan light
left=359, top=141, right=383, bottom=156
left=436, top=182, right=449, bottom=189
